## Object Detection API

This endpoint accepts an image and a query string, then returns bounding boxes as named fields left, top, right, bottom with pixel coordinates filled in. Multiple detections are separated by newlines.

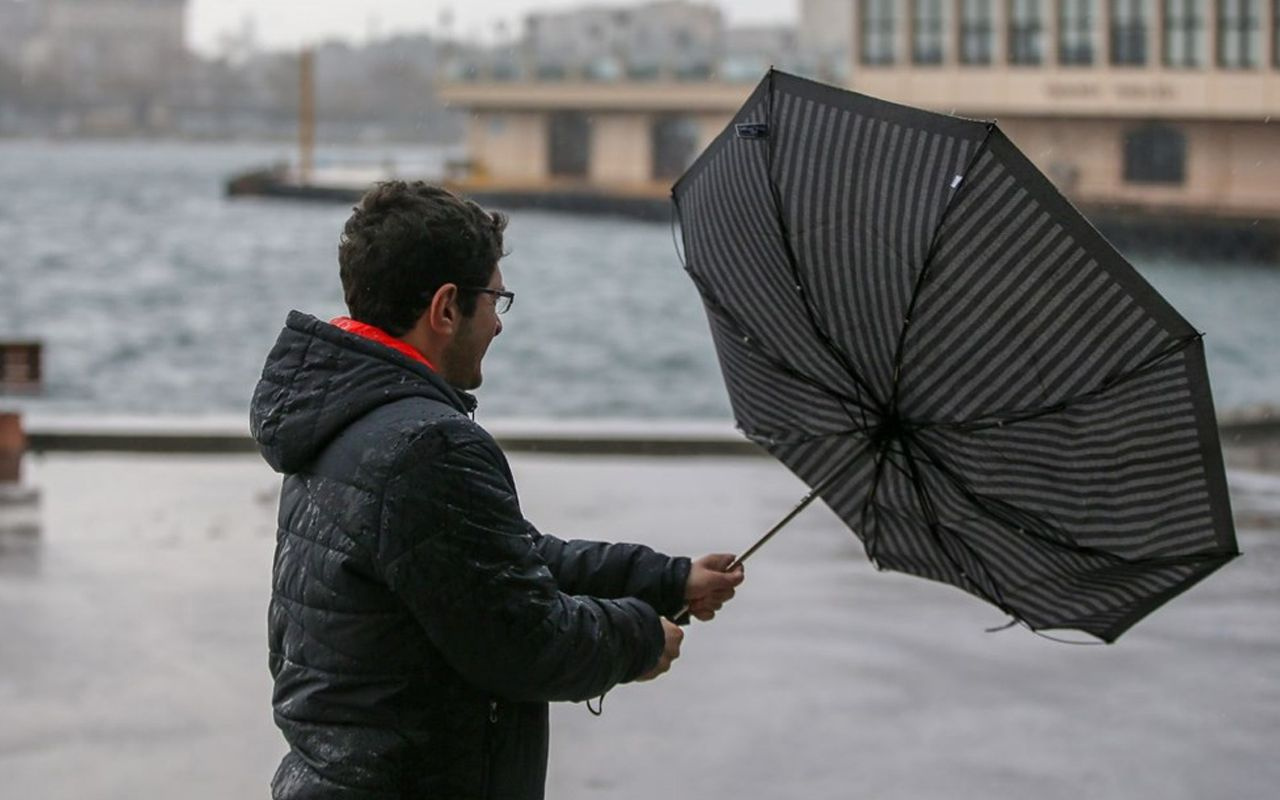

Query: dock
left=15, top=411, right=1278, bottom=465
left=1, top=445, right=1277, bottom=799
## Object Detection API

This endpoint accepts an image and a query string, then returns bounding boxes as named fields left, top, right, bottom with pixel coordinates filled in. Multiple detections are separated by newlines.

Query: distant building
left=798, top=0, right=854, bottom=81
left=0, top=0, right=42, bottom=67
left=849, top=0, right=1280, bottom=244
left=441, top=0, right=1280, bottom=254
left=20, top=0, right=188, bottom=131
left=441, top=1, right=798, bottom=188
left=721, top=25, right=802, bottom=82
left=521, top=1, right=723, bottom=80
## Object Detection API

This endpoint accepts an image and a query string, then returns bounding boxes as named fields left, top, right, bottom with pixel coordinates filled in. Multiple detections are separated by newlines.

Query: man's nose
left=494, top=317, right=503, bottom=337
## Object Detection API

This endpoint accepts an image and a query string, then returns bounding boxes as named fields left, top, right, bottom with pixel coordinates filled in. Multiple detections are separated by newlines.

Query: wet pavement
left=1, top=451, right=1277, bottom=799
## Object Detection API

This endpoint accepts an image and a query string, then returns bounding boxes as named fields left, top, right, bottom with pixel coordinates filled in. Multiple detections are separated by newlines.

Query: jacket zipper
left=481, top=700, right=499, bottom=799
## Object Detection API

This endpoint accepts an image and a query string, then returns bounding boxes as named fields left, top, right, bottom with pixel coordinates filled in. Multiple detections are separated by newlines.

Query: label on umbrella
left=735, top=122, right=770, bottom=140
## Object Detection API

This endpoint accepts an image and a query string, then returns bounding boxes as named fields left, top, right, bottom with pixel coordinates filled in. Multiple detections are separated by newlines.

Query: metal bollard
left=0, top=411, right=24, bottom=484
left=0, top=410, right=40, bottom=546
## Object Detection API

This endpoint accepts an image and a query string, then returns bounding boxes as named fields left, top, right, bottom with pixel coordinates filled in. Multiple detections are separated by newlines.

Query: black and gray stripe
left=672, top=70, right=1237, bottom=642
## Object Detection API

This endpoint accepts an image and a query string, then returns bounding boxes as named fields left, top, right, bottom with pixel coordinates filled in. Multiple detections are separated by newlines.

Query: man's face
left=448, top=265, right=504, bottom=391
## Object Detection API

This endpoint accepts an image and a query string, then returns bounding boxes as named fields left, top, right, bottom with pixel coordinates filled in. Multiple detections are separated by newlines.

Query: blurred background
left=1, top=2, right=1278, bottom=798
left=0, top=0, right=1278, bottom=421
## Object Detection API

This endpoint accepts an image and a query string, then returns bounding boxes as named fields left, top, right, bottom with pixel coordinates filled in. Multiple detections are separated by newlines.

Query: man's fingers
left=710, top=571, right=743, bottom=591
left=700, top=553, right=737, bottom=570
left=639, top=621, right=683, bottom=682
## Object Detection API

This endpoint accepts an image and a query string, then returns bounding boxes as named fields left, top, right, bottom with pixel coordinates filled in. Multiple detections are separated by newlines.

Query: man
left=250, top=181, right=743, bottom=799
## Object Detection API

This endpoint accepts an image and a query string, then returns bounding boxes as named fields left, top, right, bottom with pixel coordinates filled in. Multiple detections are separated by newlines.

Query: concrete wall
left=1001, top=117, right=1280, bottom=218
left=466, top=108, right=727, bottom=187
left=441, top=81, right=751, bottom=113
left=467, top=111, right=549, bottom=183
left=852, top=67, right=1280, bottom=120
left=590, top=112, right=653, bottom=183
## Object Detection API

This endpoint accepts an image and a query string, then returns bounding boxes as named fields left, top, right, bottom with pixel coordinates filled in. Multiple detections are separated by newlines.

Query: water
left=0, top=139, right=1277, bottom=421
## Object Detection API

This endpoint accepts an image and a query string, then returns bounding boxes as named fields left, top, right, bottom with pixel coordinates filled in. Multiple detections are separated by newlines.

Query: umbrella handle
left=671, top=475, right=836, bottom=624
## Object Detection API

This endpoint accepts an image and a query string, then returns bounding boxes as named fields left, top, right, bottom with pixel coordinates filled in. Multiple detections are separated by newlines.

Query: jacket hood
left=250, top=310, right=476, bottom=473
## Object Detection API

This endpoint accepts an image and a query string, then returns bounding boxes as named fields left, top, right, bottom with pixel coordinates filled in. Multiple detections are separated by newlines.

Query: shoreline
left=8, top=410, right=1276, bottom=462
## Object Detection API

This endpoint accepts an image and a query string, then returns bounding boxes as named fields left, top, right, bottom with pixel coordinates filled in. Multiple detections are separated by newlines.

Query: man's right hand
left=635, top=617, right=683, bottom=682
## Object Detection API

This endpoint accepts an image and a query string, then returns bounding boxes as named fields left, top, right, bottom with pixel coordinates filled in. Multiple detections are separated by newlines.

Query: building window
left=1110, top=0, right=1149, bottom=65
left=912, top=0, right=947, bottom=64
left=548, top=111, right=591, bottom=178
left=1008, top=0, right=1045, bottom=65
left=1123, top=123, right=1186, bottom=184
left=959, top=0, right=994, bottom=64
left=1163, top=0, right=1206, bottom=67
left=1058, top=0, right=1096, bottom=65
left=651, top=116, right=699, bottom=180
left=860, top=0, right=897, bottom=65
left=1217, top=0, right=1261, bottom=68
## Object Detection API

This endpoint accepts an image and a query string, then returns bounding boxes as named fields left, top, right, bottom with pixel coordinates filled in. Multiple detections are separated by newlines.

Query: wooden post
left=0, top=412, right=24, bottom=484
left=299, top=47, right=315, bottom=185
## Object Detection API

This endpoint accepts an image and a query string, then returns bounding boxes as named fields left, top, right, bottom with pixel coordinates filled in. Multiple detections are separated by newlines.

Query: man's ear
left=426, top=283, right=460, bottom=335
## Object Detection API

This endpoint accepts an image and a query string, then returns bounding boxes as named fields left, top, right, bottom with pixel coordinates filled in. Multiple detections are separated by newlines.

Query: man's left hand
left=685, top=553, right=745, bottom=621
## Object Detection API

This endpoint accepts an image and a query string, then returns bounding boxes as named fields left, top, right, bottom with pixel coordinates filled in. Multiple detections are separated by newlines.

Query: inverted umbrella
left=671, top=70, right=1238, bottom=642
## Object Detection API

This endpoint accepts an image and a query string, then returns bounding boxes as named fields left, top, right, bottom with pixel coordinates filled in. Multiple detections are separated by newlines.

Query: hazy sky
left=187, top=1, right=797, bottom=55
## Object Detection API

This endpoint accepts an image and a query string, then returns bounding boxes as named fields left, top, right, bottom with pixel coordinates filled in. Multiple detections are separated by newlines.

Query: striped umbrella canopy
left=671, top=70, right=1238, bottom=642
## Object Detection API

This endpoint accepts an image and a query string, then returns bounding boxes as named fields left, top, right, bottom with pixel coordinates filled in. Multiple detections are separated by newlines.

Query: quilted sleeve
left=376, top=434, right=666, bottom=702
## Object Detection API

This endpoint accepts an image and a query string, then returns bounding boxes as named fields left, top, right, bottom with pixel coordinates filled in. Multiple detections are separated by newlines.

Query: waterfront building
left=440, top=0, right=1278, bottom=252
left=439, top=1, right=784, bottom=193
left=19, top=0, right=188, bottom=132
left=851, top=0, right=1280, bottom=249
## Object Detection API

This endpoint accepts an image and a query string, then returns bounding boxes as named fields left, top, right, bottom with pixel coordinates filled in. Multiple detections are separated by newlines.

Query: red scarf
left=330, top=317, right=436, bottom=371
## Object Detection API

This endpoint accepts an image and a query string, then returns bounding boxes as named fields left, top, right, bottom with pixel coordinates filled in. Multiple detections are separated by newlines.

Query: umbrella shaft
left=674, top=469, right=840, bottom=623
left=729, top=484, right=824, bottom=570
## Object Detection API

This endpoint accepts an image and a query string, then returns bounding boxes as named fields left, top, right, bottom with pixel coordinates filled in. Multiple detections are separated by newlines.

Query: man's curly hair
left=338, top=181, right=507, bottom=336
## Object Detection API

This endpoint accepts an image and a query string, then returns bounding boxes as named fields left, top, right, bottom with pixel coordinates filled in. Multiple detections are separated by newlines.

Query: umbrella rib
left=683, top=266, right=880, bottom=416
left=906, top=432, right=1138, bottom=567
left=908, top=430, right=1237, bottom=641
left=728, top=437, right=873, bottom=571
left=918, top=332, right=1201, bottom=434
left=858, top=439, right=894, bottom=564
left=897, top=435, right=1021, bottom=619
left=910, top=431, right=1237, bottom=569
left=886, top=122, right=998, bottom=420
left=761, top=69, right=884, bottom=434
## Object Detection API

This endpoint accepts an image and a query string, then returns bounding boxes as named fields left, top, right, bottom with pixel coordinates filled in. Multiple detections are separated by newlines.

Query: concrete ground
left=0, top=451, right=1277, bottom=800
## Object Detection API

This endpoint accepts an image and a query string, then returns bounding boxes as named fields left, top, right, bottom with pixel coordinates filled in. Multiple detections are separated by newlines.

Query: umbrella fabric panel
left=769, top=435, right=878, bottom=513
left=675, top=97, right=864, bottom=418
left=857, top=453, right=983, bottom=590
left=898, top=128, right=1195, bottom=426
left=676, top=71, right=991, bottom=424
left=873, top=455, right=1227, bottom=642
left=770, top=87, right=984, bottom=404
left=914, top=345, right=1232, bottom=562
left=702, top=302, right=869, bottom=444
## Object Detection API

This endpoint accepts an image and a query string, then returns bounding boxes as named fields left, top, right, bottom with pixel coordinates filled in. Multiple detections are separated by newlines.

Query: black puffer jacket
left=250, top=311, right=691, bottom=800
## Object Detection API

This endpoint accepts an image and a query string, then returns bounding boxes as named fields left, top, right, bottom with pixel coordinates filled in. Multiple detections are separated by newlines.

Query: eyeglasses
left=461, top=287, right=515, bottom=315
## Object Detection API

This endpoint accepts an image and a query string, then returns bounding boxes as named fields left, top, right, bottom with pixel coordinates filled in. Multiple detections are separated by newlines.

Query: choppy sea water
left=0, top=139, right=1277, bottom=421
